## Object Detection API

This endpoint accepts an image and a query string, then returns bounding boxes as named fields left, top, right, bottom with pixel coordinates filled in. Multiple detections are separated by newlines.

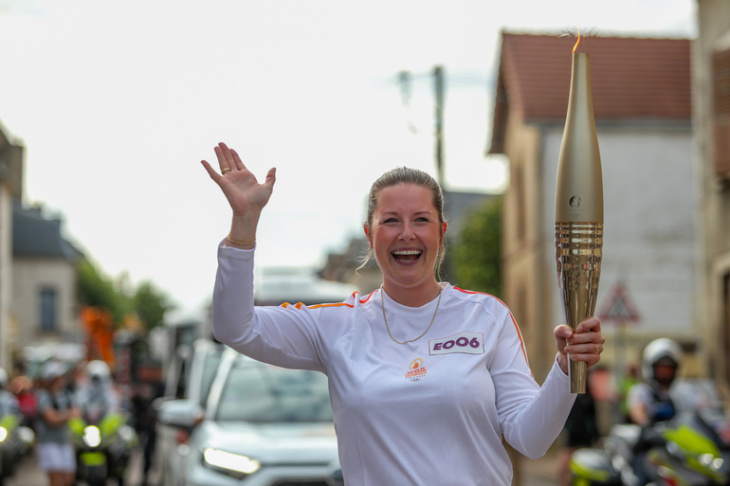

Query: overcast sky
left=0, top=0, right=696, bottom=319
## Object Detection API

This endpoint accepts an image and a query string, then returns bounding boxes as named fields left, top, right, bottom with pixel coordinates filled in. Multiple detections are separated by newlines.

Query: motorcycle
left=570, top=381, right=730, bottom=485
left=69, top=411, right=138, bottom=486
left=0, top=413, right=34, bottom=485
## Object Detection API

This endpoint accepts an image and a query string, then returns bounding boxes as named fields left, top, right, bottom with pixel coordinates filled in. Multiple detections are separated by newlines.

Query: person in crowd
left=627, top=338, right=681, bottom=427
left=131, top=381, right=163, bottom=486
left=0, top=366, right=21, bottom=423
left=618, top=362, right=640, bottom=423
left=36, top=360, right=81, bottom=486
left=201, top=142, right=605, bottom=485
left=10, top=365, right=38, bottom=430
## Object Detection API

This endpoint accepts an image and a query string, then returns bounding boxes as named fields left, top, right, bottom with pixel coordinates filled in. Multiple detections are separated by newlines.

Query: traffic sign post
left=597, top=281, right=640, bottom=423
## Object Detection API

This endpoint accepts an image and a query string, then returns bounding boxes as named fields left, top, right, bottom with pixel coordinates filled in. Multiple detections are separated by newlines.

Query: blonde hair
left=359, top=167, right=446, bottom=277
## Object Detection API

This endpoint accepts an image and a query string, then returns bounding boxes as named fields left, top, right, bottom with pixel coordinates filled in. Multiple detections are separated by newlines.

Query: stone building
left=694, top=0, right=730, bottom=395
left=0, top=123, right=23, bottom=371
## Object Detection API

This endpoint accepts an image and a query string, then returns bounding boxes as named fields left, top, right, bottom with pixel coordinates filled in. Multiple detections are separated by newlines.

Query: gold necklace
left=380, top=285, right=443, bottom=345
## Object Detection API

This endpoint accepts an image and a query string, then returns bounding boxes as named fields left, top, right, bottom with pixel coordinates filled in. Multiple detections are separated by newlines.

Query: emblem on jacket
left=405, top=358, right=427, bottom=382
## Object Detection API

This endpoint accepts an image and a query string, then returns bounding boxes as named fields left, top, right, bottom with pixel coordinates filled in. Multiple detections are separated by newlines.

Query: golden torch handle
left=555, top=222, right=603, bottom=393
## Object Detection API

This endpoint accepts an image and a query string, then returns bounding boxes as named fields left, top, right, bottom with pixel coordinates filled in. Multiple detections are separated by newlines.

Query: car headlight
left=83, top=426, right=102, bottom=447
left=0, top=426, right=7, bottom=443
left=202, top=448, right=261, bottom=479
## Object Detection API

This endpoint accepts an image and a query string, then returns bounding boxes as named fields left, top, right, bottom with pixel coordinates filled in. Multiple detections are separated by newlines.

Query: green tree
left=77, top=258, right=131, bottom=323
left=133, top=280, right=175, bottom=329
left=77, top=259, right=175, bottom=329
left=451, top=197, right=502, bottom=296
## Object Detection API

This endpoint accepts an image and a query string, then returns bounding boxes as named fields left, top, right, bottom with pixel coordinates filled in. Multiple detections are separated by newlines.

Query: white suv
left=157, top=347, right=341, bottom=486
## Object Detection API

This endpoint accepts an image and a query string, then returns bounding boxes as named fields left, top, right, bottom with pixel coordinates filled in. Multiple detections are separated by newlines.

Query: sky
left=0, top=0, right=696, bottom=319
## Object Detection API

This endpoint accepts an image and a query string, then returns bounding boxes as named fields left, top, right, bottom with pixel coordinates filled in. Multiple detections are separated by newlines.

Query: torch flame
left=572, top=29, right=581, bottom=53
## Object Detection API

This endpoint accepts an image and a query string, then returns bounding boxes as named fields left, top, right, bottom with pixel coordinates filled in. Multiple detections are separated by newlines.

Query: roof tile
left=499, top=33, right=691, bottom=121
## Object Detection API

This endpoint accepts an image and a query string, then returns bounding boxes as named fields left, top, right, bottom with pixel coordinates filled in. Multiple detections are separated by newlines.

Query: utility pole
left=433, top=65, right=445, bottom=187
left=397, top=65, right=446, bottom=187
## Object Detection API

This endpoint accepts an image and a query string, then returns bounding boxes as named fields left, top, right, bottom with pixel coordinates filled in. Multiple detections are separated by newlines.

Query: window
left=39, top=286, right=58, bottom=332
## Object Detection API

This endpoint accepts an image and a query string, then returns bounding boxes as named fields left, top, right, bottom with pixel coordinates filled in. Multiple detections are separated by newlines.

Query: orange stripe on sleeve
left=278, top=289, right=376, bottom=310
left=308, top=302, right=355, bottom=309
left=280, top=301, right=355, bottom=309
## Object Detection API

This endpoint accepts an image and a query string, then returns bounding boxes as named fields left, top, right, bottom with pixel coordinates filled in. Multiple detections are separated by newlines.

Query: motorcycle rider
left=75, top=360, right=120, bottom=424
left=73, top=359, right=135, bottom=486
left=627, top=337, right=681, bottom=427
left=627, top=337, right=682, bottom=484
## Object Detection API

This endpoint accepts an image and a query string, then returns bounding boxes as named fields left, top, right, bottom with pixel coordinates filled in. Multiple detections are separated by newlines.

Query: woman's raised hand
left=201, top=142, right=276, bottom=216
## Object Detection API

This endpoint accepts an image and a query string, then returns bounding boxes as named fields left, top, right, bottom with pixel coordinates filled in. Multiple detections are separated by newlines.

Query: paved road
left=5, top=446, right=555, bottom=486
left=4, top=446, right=157, bottom=486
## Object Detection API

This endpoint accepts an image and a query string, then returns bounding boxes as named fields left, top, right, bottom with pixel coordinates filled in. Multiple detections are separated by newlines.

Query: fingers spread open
left=230, top=148, right=245, bottom=171
left=201, top=160, right=222, bottom=183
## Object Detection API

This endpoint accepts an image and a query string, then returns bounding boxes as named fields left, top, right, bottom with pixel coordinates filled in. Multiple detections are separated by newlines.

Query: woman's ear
left=440, top=221, right=448, bottom=243
left=364, top=224, right=372, bottom=248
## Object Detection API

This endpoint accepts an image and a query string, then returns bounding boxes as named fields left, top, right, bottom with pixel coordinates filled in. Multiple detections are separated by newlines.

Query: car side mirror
left=326, top=462, right=344, bottom=486
left=157, top=399, right=203, bottom=429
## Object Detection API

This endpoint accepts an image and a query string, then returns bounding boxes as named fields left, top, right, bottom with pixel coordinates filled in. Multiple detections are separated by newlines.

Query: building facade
left=0, top=123, right=23, bottom=371
left=694, top=0, right=730, bottom=395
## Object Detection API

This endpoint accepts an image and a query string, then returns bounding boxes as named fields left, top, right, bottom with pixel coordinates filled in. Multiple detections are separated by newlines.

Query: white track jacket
left=212, top=245, right=576, bottom=485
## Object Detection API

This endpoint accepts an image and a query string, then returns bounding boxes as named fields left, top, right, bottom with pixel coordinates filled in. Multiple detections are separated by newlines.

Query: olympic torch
left=555, top=40, right=603, bottom=394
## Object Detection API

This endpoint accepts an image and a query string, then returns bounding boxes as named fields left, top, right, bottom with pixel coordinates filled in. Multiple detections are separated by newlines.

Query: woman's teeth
left=392, top=250, right=422, bottom=260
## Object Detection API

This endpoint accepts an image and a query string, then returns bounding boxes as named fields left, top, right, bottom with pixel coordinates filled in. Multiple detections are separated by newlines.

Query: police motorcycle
left=570, top=338, right=730, bottom=485
left=570, top=401, right=730, bottom=485
left=69, top=361, right=137, bottom=486
left=0, top=368, right=34, bottom=485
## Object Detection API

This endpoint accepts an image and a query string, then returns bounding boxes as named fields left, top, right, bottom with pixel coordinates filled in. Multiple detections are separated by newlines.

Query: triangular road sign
left=597, top=282, right=640, bottom=324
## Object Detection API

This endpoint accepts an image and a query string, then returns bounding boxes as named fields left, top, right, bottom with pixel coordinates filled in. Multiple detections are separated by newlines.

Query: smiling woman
left=202, top=142, right=607, bottom=485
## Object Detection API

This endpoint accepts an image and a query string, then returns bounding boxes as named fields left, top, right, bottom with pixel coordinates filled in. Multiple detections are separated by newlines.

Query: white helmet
left=0, top=367, right=7, bottom=388
left=642, top=338, right=682, bottom=382
left=86, top=360, right=111, bottom=383
left=42, top=360, right=68, bottom=382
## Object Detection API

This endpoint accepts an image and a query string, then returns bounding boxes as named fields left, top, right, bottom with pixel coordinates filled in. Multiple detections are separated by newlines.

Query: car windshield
left=215, top=359, right=333, bottom=423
